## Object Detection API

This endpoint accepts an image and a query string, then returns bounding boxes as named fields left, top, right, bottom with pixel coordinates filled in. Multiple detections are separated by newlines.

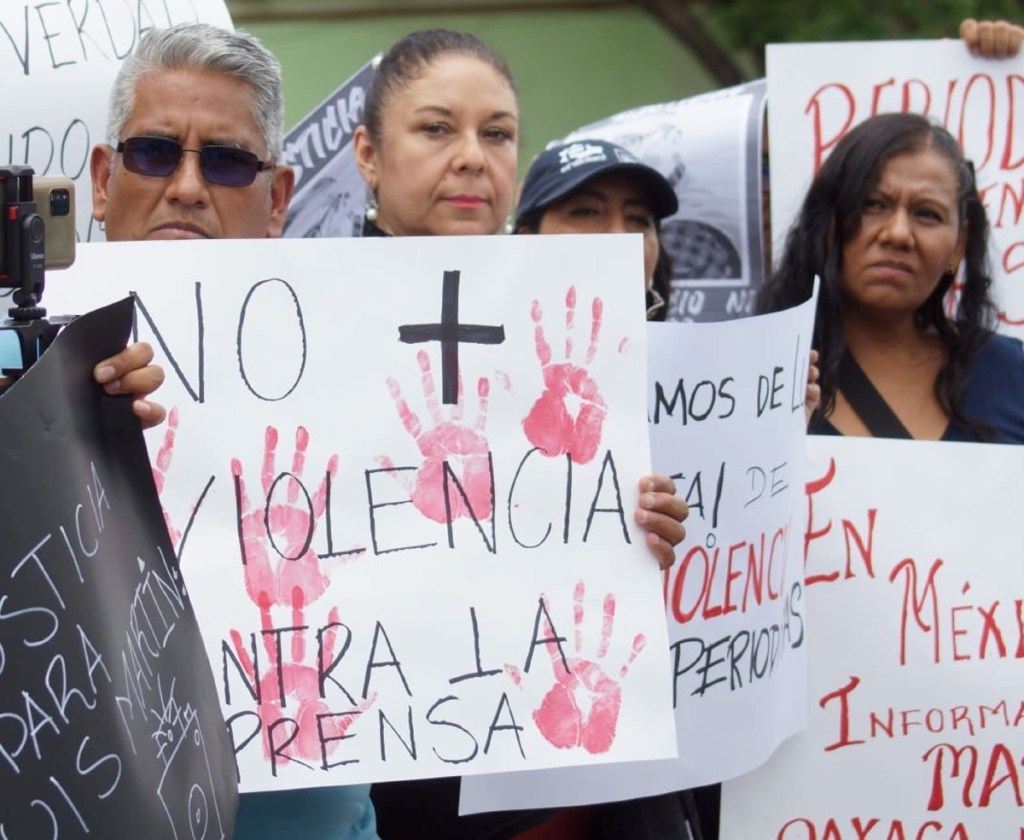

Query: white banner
left=42, top=233, right=677, bottom=791
left=3, top=0, right=232, bottom=242
left=722, top=435, right=1024, bottom=838
left=767, top=39, right=1024, bottom=339
left=461, top=285, right=815, bottom=813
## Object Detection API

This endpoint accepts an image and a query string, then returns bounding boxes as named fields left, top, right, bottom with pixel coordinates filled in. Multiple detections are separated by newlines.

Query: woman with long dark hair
left=760, top=112, right=1024, bottom=442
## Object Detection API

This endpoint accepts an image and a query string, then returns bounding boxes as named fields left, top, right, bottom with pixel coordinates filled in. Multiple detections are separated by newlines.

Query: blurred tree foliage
left=696, top=0, right=1024, bottom=73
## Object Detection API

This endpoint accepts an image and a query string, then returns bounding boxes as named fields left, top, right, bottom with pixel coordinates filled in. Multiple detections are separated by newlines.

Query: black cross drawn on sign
left=398, top=270, right=506, bottom=404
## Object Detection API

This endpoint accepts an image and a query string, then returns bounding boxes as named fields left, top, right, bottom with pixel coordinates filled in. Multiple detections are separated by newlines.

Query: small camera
left=48, top=185, right=72, bottom=218
left=32, top=177, right=76, bottom=270
left=0, top=167, right=77, bottom=384
left=0, top=169, right=76, bottom=280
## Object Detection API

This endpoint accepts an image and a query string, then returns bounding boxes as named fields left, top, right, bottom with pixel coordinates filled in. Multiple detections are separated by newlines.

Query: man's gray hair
left=106, top=23, right=285, bottom=161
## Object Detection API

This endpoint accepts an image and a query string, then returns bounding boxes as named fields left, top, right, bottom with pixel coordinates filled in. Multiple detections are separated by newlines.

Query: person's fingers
left=991, top=20, right=1024, bottom=58
left=637, top=503, right=687, bottom=546
left=638, top=475, right=688, bottom=528
left=1008, top=23, right=1024, bottom=56
left=635, top=476, right=687, bottom=569
left=641, top=473, right=677, bottom=497
left=645, top=530, right=677, bottom=571
left=134, top=398, right=168, bottom=430
left=108, top=363, right=166, bottom=399
left=94, top=341, right=155, bottom=391
left=805, top=383, right=822, bottom=424
left=977, top=19, right=999, bottom=56
left=969, top=19, right=1024, bottom=59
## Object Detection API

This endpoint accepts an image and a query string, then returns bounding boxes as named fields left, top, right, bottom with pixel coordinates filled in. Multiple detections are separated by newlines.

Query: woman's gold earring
left=365, top=196, right=379, bottom=223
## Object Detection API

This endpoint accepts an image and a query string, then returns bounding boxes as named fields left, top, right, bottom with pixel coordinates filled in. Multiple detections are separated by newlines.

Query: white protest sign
left=3, top=0, right=232, bottom=242
left=43, top=233, right=677, bottom=791
left=562, top=80, right=767, bottom=322
left=767, top=40, right=1024, bottom=339
left=722, top=435, right=1024, bottom=839
left=460, top=288, right=814, bottom=813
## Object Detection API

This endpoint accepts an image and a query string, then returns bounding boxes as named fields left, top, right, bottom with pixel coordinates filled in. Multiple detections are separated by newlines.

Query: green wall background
left=241, top=9, right=720, bottom=175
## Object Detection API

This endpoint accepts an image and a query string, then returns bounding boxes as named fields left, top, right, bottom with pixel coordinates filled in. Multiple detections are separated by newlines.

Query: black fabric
left=372, top=780, right=709, bottom=840
left=361, top=215, right=389, bottom=238
left=813, top=334, right=1024, bottom=444
left=687, top=784, right=719, bottom=840
left=372, top=778, right=554, bottom=840
left=837, top=349, right=912, bottom=439
left=593, top=791, right=705, bottom=840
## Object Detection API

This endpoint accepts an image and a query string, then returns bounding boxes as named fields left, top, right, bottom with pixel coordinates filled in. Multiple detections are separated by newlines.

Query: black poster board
left=0, top=298, right=237, bottom=839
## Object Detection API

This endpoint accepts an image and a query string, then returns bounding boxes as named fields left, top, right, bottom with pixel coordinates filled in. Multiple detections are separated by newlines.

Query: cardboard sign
left=0, top=298, right=236, bottom=840
left=721, top=435, right=1024, bottom=839
left=43, top=233, right=678, bottom=791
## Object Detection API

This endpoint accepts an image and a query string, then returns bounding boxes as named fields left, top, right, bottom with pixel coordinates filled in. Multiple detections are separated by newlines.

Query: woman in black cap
left=515, top=139, right=724, bottom=840
left=514, top=139, right=678, bottom=322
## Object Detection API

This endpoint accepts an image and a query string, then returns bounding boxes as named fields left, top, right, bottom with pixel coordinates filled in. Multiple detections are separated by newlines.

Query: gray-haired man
left=90, top=23, right=294, bottom=241
left=88, top=23, right=377, bottom=840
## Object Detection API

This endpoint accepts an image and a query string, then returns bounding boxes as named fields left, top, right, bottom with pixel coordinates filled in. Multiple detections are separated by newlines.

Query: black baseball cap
left=515, top=139, right=678, bottom=229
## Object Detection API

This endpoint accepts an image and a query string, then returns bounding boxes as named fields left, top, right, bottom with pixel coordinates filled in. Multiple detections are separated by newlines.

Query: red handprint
left=383, top=350, right=493, bottom=524
left=233, top=426, right=338, bottom=663
left=229, top=608, right=375, bottom=764
left=522, top=287, right=607, bottom=465
left=511, top=581, right=645, bottom=754
left=152, top=406, right=182, bottom=549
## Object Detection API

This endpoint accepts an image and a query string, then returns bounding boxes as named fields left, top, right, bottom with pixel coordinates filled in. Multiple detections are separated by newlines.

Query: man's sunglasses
left=115, top=136, right=272, bottom=187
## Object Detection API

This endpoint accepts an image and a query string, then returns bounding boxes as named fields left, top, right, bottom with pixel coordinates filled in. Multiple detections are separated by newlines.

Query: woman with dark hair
left=759, top=111, right=1024, bottom=442
left=354, top=30, right=689, bottom=840
left=353, top=28, right=518, bottom=240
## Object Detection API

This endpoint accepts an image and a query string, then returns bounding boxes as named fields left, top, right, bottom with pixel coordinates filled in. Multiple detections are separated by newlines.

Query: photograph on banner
left=2, top=0, right=232, bottom=242
left=561, top=80, right=767, bottom=323
left=460, top=282, right=815, bottom=814
left=721, top=435, right=1024, bottom=839
left=42, top=233, right=678, bottom=792
left=281, top=58, right=376, bottom=239
left=767, top=39, right=1024, bottom=339
left=0, top=299, right=237, bottom=840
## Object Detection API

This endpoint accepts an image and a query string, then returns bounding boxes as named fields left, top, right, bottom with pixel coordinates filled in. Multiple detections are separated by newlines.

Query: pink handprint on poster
left=232, top=426, right=347, bottom=662
left=228, top=608, right=375, bottom=767
left=151, top=406, right=216, bottom=560
left=508, top=580, right=645, bottom=755
left=152, top=407, right=183, bottom=549
left=382, top=350, right=495, bottom=525
left=522, top=287, right=609, bottom=465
